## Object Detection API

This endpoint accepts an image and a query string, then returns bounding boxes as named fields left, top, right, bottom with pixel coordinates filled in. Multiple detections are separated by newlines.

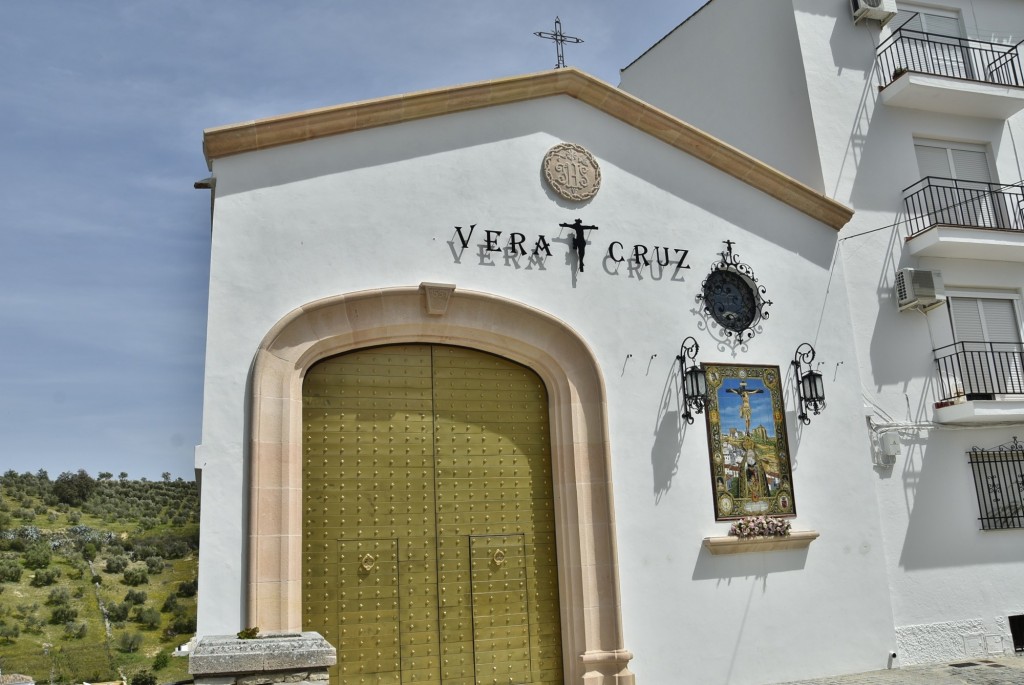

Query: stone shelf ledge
left=189, top=631, right=336, bottom=679
left=703, top=530, right=820, bottom=555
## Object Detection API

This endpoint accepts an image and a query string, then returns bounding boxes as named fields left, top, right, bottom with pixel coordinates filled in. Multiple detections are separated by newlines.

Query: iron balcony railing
left=903, top=176, right=1024, bottom=237
left=877, top=24, right=1024, bottom=89
left=934, top=341, right=1024, bottom=402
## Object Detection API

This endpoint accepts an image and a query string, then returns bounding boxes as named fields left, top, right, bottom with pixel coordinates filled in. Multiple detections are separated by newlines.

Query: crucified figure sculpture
left=559, top=218, right=598, bottom=272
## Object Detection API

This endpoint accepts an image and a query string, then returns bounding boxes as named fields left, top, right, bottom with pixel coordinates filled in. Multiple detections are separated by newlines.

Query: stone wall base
left=895, top=618, right=1015, bottom=665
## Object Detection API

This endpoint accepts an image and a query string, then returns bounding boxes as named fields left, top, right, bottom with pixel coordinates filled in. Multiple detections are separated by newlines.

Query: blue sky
left=0, top=1, right=704, bottom=480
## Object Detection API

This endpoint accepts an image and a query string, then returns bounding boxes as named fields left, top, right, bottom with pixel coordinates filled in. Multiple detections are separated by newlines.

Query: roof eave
left=202, top=68, right=852, bottom=231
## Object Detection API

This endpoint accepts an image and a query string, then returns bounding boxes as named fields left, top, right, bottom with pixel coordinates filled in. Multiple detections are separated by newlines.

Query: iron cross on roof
left=534, top=16, right=583, bottom=69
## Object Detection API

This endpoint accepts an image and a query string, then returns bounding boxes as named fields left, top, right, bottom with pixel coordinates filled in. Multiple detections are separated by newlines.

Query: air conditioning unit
left=851, top=0, right=898, bottom=26
left=895, top=268, right=946, bottom=312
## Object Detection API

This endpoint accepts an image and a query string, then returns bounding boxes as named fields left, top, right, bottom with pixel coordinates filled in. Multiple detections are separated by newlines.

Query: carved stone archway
left=249, top=285, right=635, bottom=684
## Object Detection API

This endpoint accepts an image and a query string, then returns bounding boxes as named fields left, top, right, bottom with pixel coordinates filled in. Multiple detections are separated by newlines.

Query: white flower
left=728, top=515, right=791, bottom=538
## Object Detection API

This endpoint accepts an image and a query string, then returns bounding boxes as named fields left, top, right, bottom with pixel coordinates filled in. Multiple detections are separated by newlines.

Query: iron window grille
left=968, top=438, right=1024, bottom=530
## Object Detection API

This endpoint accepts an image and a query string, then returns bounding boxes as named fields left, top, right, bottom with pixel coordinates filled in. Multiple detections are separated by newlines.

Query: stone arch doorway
left=249, top=285, right=635, bottom=684
left=303, top=343, right=563, bottom=683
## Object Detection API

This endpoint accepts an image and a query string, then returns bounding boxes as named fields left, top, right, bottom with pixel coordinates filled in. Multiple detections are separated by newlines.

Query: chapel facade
left=193, top=2, right=1024, bottom=682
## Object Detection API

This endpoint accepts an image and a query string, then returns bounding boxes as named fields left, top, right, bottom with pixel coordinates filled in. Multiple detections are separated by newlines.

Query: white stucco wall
left=197, top=93, right=897, bottom=683
left=793, top=0, right=1024, bottom=664
left=622, top=0, right=1024, bottom=667
left=619, top=0, right=827, bottom=193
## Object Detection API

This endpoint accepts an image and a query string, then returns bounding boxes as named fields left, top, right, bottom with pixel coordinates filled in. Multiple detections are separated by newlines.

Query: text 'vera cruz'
left=452, top=224, right=691, bottom=271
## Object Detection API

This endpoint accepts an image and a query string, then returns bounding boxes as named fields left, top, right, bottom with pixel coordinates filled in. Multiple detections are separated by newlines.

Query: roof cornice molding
left=203, top=68, right=851, bottom=230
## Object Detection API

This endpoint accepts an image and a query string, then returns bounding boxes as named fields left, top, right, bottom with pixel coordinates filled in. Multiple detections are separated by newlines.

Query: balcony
left=877, top=26, right=1024, bottom=119
left=933, top=341, right=1024, bottom=424
left=903, top=177, right=1024, bottom=261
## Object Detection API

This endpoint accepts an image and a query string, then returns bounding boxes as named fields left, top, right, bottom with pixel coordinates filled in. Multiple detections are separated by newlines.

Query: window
left=913, top=139, right=1001, bottom=229
left=896, top=9, right=963, bottom=38
left=893, top=7, right=970, bottom=79
left=914, top=140, right=992, bottom=184
left=948, top=293, right=1024, bottom=398
left=968, top=441, right=1024, bottom=530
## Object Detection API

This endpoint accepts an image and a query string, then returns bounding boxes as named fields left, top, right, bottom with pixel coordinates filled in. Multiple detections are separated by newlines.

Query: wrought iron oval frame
left=696, top=242, right=772, bottom=342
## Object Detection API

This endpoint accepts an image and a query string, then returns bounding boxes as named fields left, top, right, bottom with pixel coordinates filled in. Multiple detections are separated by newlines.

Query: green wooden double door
left=302, top=344, right=563, bottom=685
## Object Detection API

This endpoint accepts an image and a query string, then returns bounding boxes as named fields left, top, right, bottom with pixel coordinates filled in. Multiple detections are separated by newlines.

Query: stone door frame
left=249, top=285, right=635, bottom=684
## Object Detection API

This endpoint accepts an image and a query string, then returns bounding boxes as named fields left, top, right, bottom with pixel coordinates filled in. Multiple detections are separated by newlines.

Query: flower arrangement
left=728, top=515, right=791, bottom=538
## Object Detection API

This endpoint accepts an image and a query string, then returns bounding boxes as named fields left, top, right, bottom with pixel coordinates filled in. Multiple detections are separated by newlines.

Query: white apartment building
left=192, top=1, right=1024, bottom=683
left=622, top=0, right=1024, bottom=667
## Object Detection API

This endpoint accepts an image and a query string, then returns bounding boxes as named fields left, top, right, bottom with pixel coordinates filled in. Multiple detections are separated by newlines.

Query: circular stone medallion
left=542, top=143, right=601, bottom=201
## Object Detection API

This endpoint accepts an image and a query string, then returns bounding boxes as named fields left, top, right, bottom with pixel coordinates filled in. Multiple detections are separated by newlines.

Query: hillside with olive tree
left=0, top=469, right=198, bottom=684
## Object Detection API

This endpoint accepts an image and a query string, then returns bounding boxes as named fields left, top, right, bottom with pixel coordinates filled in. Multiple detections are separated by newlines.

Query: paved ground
left=773, top=655, right=1024, bottom=685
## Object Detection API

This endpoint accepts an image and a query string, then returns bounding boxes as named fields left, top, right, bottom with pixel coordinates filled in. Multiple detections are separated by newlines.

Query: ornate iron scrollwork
left=696, top=240, right=772, bottom=343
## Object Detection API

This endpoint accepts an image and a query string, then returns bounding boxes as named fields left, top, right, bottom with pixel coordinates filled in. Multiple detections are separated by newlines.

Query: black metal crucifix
left=559, top=218, right=598, bottom=272
left=534, top=16, right=583, bottom=69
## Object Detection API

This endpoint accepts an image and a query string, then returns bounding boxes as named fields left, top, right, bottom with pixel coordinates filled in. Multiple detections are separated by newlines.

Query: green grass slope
left=0, top=471, right=198, bottom=684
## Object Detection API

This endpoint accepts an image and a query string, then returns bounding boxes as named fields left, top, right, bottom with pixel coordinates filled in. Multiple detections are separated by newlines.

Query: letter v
left=454, top=224, right=476, bottom=249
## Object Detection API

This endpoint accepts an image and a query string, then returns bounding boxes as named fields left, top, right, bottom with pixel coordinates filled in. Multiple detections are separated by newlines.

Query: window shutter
left=950, top=149, right=992, bottom=183
left=923, top=14, right=962, bottom=37
left=895, top=11, right=920, bottom=32
left=896, top=11, right=962, bottom=37
left=980, top=299, right=1022, bottom=343
left=915, top=144, right=952, bottom=178
left=951, top=297, right=985, bottom=342
left=949, top=296, right=1023, bottom=397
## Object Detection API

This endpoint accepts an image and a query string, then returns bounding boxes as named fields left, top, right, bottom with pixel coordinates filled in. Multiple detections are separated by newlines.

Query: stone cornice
left=203, top=68, right=852, bottom=230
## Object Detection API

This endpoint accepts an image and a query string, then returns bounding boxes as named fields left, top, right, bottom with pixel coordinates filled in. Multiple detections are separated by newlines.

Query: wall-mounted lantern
left=792, top=343, right=826, bottom=425
left=677, top=336, right=708, bottom=424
